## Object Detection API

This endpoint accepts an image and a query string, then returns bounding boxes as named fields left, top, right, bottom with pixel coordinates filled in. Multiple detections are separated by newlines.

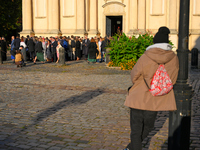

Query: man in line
left=82, top=35, right=90, bottom=60
left=51, top=37, right=58, bottom=62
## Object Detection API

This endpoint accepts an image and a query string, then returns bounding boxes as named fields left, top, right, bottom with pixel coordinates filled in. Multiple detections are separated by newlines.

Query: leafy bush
left=108, top=32, right=174, bottom=70
left=108, top=33, right=154, bottom=70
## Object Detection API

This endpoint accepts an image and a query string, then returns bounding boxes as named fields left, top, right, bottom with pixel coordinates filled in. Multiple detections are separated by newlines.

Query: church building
left=20, top=0, right=200, bottom=50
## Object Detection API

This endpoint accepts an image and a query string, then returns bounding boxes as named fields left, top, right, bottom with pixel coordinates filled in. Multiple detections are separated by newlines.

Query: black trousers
left=127, top=108, right=157, bottom=150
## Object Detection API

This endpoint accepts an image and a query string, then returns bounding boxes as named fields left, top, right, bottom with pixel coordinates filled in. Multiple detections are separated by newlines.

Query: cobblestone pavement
left=0, top=56, right=199, bottom=150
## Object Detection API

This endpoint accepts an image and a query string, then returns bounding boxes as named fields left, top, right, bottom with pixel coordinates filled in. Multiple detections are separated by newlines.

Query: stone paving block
left=16, top=144, right=32, bottom=149
left=48, top=146, right=62, bottom=150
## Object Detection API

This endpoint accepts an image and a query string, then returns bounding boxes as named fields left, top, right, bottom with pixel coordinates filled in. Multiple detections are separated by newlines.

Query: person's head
left=12, top=36, right=15, bottom=40
left=52, top=37, right=55, bottom=42
left=21, top=37, right=24, bottom=42
left=48, top=40, right=51, bottom=44
left=153, top=26, right=170, bottom=44
left=39, top=38, right=43, bottom=42
left=90, top=38, right=95, bottom=43
left=27, top=35, right=29, bottom=39
left=19, top=46, right=24, bottom=50
left=84, top=36, right=87, bottom=39
left=57, top=41, right=60, bottom=45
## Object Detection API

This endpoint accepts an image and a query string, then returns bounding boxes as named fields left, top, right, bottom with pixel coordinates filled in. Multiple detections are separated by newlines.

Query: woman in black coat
left=75, top=37, right=81, bottom=60
left=88, top=38, right=99, bottom=63
left=46, top=40, right=52, bottom=62
left=34, top=38, right=44, bottom=63
left=27, top=38, right=35, bottom=61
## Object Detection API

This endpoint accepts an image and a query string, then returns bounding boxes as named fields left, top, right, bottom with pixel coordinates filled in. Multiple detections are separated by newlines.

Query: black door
left=106, top=16, right=122, bottom=37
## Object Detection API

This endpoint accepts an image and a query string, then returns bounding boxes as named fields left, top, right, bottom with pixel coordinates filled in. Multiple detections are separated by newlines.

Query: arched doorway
left=106, top=16, right=122, bottom=36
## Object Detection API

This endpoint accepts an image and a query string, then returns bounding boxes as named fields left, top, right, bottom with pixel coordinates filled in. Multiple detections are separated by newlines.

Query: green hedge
left=108, top=33, right=174, bottom=70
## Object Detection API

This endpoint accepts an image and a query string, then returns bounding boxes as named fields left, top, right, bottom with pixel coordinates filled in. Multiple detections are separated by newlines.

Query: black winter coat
left=14, top=38, right=20, bottom=49
left=88, top=42, right=98, bottom=59
left=27, top=38, right=35, bottom=52
left=35, top=41, right=43, bottom=53
left=1, top=40, right=7, bottom=61
left=75, top=40, right=81, bottom=58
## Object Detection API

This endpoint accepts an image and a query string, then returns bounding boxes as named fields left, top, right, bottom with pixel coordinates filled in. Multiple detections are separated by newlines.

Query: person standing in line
left=96, top=39, right=101, bottom=63
left=82, top=35, right=90, bottom=60
left=20, top=37, right=27, bottom=62
left=42, top=38, right=47, bottom=61
left=123, top=26, right=179, bottom=150
left=75, top=37, right=81, bottom=60
left=79, top=38, right=83, bottom=59
left=46, top=40, right=52, bottom=62
left=14, top=35, right=20, bottom=49
left=62, top=36, right=68, bottom=61
left=51, top=37, right=58, bottom=62
left=56, top=40, right=62, bottom=63
left=71, top=36, right=76, bottom=60
left=10, top=36, right=15, bottom=63
left=27, top=36, right=35, bottom=62
left=101, top=36, right=109, bottom=62
left=88, top=38, right=98, bottom=63
left=1, top=37, right=7, bottom=61
left=34, top=38, right=44, bottom=64
left=68, top=37, right=72, bottom=61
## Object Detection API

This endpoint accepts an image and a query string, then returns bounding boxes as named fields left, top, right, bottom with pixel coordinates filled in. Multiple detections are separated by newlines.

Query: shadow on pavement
left=1, top=88, right=104, bottom=148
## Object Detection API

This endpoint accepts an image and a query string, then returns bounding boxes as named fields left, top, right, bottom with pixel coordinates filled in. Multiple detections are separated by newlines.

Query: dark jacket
left=1, top=40, right=7, bottom=61
left=35, top=41, right=43, bottom=53
left=82, top=39, right=90, bottom=55
left=27, top=38, right=35, bottom=52
left=88, top=42, right=98, bottom=59
left=75, top=40, right=81, bottom=58
left=101, top=38, right=109, bottom=53
left=51, top=41, right=58, bottom=54
left=14, top=38, right=20, bottom=49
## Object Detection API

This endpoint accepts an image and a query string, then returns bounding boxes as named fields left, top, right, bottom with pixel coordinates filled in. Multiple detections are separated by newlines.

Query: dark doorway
left=106, top=16, right=122, bottom=37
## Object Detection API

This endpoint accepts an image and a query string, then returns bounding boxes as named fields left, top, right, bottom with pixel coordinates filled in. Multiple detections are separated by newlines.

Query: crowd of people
left=0, top=34, right=110, bottom=67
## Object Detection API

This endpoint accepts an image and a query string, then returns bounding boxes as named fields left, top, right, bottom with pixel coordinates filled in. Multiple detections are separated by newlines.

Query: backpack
left=63, top=40, right=68, bottom=49
left=148, top=64, right=173, bottom=96
left=71, top=40, right=76, bottom=48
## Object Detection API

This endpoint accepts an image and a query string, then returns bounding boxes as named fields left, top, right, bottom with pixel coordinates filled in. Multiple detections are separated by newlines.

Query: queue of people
left=1, top=34, right=110, bottom=67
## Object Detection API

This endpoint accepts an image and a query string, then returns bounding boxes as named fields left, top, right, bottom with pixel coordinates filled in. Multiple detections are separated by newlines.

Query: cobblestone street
left=0, top=57, right=199, bottom=150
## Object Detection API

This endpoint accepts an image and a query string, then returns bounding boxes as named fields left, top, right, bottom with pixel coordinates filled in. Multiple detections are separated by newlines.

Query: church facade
left=20, top=0, right=200, bottom=50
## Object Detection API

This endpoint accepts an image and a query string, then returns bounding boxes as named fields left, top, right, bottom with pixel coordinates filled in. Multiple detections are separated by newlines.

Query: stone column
left=20, top=0, right=33, bottom=36
left=76, top=0, right=85, bottom=34
left=128, top=0, right=137, bottom=35
left=137, top=0, right=146, bottom=34
left=48, top=0, right=60, bottom=34
left=89, top=0, right=97, bottom=35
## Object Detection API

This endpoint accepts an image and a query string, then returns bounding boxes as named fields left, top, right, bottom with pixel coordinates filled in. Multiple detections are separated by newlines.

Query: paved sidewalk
left=0, top=58, right=199, bottom=150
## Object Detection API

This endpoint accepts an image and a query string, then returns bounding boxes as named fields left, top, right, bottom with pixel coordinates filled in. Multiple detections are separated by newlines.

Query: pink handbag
left=149, top=64, right=173, bottom=96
